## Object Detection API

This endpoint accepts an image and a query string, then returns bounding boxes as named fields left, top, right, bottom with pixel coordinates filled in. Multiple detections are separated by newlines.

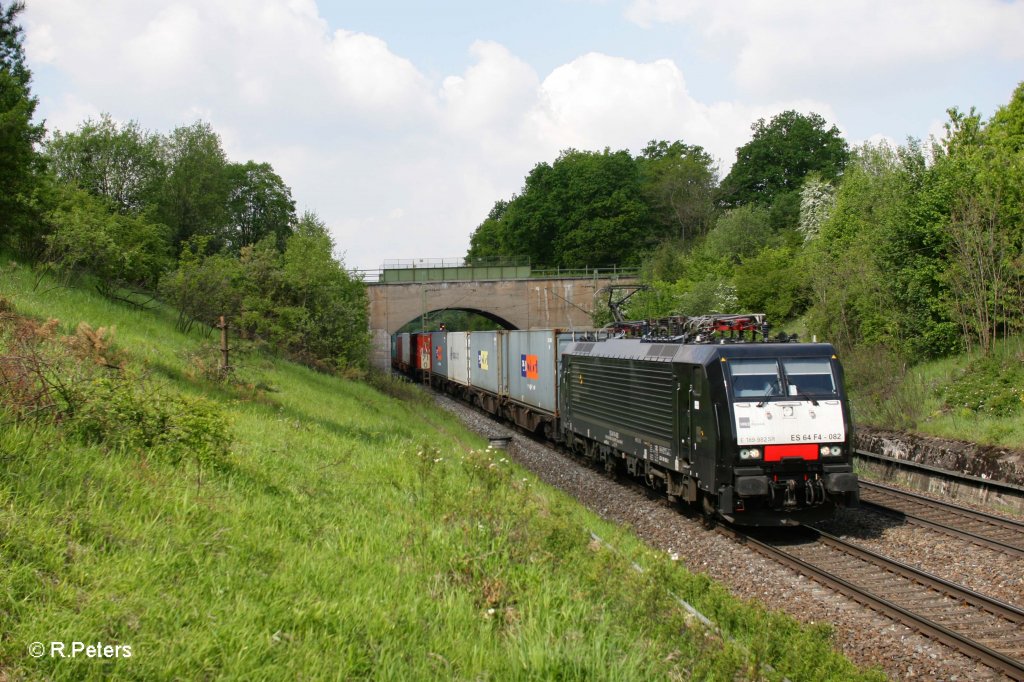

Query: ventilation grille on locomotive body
left=566, top=356, right=675, bottom=443
left=644, top=344, right=680, bottom=360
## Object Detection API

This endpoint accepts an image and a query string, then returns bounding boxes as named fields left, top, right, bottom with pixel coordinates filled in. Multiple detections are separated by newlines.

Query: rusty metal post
left=219, top=316, right=229, bottom=375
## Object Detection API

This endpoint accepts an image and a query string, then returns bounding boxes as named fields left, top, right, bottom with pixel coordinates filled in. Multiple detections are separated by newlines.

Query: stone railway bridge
left=364, top=261, right=638, bottom=369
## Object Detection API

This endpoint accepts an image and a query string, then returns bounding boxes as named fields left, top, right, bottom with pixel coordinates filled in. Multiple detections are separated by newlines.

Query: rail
left=857, top=480, right=1024, bottom=557
left=431, top=384, right=1024, bottom=677
left=854, top=449, right=1024, bottom=515
left=728, top=525, right=1024, bottom=680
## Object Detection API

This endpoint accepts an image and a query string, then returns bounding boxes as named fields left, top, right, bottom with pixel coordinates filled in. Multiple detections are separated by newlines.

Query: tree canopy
left=46, top=114, right=165, bottom=215
left=719, top=110, right=848, bottom=228
left=157, top=121, right=232, bottom=249
left=0, top=0, right=45, bottom=254
left=224, top=160, right=297, bottom=253
left=468, top=145, right=715, bottom=268
left=638, top=140, right=718, bottom=244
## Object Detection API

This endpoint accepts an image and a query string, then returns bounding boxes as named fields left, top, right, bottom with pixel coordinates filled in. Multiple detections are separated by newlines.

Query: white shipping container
left=398, top=332, right=411, bottom=366
left=448, top=332, right=470, bottom=386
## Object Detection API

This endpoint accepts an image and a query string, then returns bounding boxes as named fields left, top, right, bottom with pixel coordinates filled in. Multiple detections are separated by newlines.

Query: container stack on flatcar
left=391, top=314, right=858, bottom=527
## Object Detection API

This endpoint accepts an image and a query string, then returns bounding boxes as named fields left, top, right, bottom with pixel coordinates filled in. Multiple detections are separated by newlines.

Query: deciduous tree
left=939, top=85, right=1024, bottom=353
left=157, top=121, right=230, bottom=249
left=45, top=114, right=165, bottom=215
left=467, top=148, right=651, bottom=268
left=224, top=161, right=296, bottom=253
left=798, top=174, right=836, bottom=242
left=639, top=139, right=718, bottom=244
left=236, top=212, right=369, bottom=370
left=719, top=110, right=848, bottom=228
left=465, top=200, right=510, bottom=263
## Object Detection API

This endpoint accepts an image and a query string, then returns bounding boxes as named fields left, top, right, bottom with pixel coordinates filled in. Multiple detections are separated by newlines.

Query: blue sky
left=20, top=0, right=1024, bottom=269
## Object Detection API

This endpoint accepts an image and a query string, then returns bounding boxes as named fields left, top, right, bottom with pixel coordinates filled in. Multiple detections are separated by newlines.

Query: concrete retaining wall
left=854, top=426, right=1024, bottom=515
left=855, top=427, right=1024, bottom=486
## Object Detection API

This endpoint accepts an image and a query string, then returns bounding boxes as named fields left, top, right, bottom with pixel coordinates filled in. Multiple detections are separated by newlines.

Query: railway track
left=730, top=525, right=1024, bottom=680
left=858, top=480, right=1024, bottom=558
left=854, top=448, right=1024, bottom=516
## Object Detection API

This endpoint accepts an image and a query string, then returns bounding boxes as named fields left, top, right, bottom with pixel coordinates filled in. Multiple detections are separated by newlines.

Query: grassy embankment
left=0, top=261, right=882, bottom=680
left=841, top=339, right=1024, bottom=449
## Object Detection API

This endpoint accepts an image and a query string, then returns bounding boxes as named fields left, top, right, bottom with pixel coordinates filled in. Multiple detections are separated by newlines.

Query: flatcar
left=392, top=316, right=858, bottom=526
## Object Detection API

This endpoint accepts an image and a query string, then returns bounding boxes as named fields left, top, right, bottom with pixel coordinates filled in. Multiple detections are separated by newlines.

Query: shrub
left=0, top=311, right=105, bottom=422
left=43, top=185, right=171, bottom=295
left=160, top=236, right=244, bottom=334
left=733, top=246, right=810, bottom=322
left=66, top=372, right=231, bottom=466
left=841, top=345, right=925, bottom=429
left=0, top=307, right=231, bottom=467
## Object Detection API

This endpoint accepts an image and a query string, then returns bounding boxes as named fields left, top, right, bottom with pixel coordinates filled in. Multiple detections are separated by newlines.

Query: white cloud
left=860, top=132, right=899, bottom=150
left=34, top=93, right=101, bottom=135
left=531, top=54, right=690, bottom=151
left=123, top=5, right=204, bottom=89
left=624, top=0, right=1024, bottom=96
left=441, top=41, right=539, bottom=136
left=525, top=53, right=842, bottom=173
left=18, top=0, right=924, bottom=269
left=325, top=29, right=435, bottom=120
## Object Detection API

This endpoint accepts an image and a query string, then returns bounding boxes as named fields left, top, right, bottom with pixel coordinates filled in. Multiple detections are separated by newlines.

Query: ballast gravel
left=435, top=394, right=1011, bottom=681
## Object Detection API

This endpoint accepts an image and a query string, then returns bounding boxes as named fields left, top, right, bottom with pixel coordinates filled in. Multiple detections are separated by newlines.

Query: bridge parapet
left=354, top=258, right=638, bottom=285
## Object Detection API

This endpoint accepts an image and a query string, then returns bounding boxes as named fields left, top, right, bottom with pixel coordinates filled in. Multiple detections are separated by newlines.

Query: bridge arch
left=397, top=307, right=517, bottom=332
left=366, top=273, right=637, bottom=368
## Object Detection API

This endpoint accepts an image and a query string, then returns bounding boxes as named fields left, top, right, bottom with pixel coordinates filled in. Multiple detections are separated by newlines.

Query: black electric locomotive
left=558, top=337, right=859, bottom=526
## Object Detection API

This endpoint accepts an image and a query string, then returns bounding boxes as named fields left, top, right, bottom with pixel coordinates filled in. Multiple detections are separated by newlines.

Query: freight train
left=391, top=314, right=859, bottom=526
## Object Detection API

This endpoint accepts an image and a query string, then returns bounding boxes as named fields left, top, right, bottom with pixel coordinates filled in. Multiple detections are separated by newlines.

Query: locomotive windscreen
left=779, top=358, right=837, bottom=396
left=728, top=359, right=782, bottom=399
left=727, top=357, right=838, bottom=399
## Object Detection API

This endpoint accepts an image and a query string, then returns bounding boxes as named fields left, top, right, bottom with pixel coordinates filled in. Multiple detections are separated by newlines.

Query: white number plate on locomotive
left=733, top=400, right=845, bottom=445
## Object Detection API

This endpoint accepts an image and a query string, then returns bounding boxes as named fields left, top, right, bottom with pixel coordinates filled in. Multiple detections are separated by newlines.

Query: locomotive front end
left=722, top=349, right=859, bottom=524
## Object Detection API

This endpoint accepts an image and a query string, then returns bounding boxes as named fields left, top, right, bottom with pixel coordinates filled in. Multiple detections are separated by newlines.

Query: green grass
left=1, top=260, right=881, bottom=680
left=909, top=338, right=1024, bottom=446
left=846, top=336, right=1024, bottom=448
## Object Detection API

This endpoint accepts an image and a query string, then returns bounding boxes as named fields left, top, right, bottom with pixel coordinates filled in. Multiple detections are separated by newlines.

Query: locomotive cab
left=718, top=346, right=859, bottom=524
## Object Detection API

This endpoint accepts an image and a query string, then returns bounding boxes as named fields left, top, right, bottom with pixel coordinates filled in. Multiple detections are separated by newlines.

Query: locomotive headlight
left=830, top=445, right=843, bottom=456
left=820, top=445, right=830, bottom=456
left=740, top=448, right=761, bottom=460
